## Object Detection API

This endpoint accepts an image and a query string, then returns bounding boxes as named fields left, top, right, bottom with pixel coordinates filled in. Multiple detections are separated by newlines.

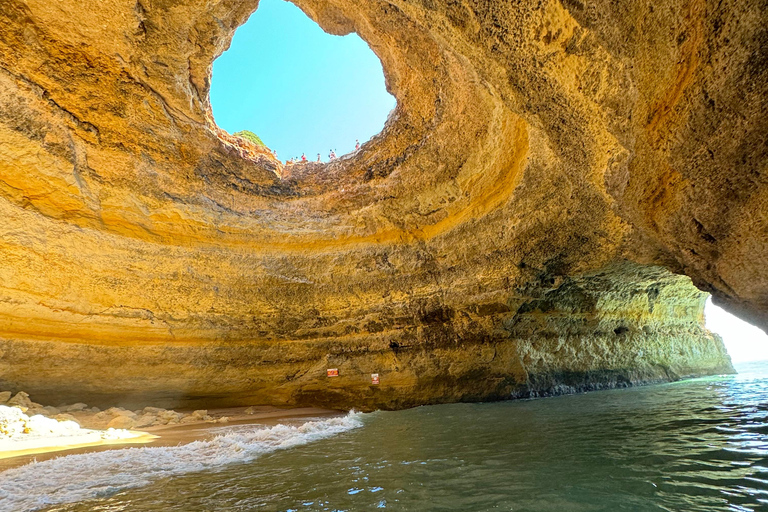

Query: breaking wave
left=0, top=412, right=364, bottom=512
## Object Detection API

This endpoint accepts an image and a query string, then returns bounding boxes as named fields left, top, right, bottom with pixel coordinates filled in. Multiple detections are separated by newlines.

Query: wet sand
left=0, top=405, right=343, bottom=471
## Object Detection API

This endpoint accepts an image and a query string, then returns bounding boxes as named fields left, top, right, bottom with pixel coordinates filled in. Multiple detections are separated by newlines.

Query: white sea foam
left=0, top=412, right=364, bottom=512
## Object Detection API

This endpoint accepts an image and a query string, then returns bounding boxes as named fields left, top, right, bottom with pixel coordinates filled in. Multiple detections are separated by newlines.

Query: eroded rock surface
left=0, top=0, right=763, bottom=410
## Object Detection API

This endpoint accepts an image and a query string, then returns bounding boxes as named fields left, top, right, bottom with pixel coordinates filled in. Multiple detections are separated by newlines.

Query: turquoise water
left=3, top=362, right=767, bottom=512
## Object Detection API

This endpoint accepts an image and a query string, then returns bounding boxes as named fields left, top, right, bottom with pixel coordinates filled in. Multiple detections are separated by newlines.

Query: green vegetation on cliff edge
left=234, top=130, right=266, bottom=147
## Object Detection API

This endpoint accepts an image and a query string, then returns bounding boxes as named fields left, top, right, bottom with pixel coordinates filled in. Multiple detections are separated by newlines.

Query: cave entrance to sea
left=706, top=297, right=768, bottom=365
left=209, top=0, right=396, bottom=164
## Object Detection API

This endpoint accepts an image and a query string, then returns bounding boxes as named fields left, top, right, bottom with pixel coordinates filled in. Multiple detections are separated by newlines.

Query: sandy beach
left=0, top=405, right=343, bottom=471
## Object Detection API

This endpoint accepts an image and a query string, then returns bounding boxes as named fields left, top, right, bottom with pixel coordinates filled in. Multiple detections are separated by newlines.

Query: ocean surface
left=1, top=361, right=767, bottom=512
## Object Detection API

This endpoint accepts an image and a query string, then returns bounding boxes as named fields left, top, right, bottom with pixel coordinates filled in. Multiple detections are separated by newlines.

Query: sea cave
left=0, top=0, right=766, bottom=510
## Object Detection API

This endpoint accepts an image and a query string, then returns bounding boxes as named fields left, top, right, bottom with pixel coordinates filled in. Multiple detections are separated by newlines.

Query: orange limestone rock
left=0, top=0, right=764, bottom=410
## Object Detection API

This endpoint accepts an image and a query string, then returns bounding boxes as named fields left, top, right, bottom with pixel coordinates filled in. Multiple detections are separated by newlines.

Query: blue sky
left=210, top=0, right=395, bottom=162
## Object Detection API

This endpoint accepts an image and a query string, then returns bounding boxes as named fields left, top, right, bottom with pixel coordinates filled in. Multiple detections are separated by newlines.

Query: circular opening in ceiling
left=210, top=0, right=396, bottom=164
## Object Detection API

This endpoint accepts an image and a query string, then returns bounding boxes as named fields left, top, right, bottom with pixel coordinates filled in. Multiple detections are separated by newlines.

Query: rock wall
left=0, top=0, right=761, bottom=410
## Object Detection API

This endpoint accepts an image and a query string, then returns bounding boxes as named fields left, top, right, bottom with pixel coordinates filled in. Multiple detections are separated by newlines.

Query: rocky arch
left=0, top=0, right=763, bottom=409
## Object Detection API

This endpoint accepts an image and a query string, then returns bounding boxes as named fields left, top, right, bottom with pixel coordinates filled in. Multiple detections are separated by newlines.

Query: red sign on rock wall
left=327, top=368, right=339, bottom=377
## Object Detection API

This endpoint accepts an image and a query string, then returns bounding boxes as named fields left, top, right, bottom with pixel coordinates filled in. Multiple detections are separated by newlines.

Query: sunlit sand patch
left=0, top=389, right=344, bottom=470
left=0, top=405, right=156, bottom=460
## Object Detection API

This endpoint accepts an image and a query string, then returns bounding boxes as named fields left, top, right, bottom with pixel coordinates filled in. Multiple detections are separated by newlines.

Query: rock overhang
left=0, top=0, right=764, bottom=409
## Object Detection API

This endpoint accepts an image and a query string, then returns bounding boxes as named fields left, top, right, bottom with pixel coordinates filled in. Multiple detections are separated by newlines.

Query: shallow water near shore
left=3, top=361, right=768, bottom=512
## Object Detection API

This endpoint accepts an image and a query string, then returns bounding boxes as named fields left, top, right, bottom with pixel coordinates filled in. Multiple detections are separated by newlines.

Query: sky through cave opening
left=706, top=297, right=768, bottom=364
left=210, top=0, right=396, bottom=163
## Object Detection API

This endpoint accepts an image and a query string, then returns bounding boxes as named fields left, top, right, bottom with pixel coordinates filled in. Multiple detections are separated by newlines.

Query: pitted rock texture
left=0, top=0, right=760, bottom=410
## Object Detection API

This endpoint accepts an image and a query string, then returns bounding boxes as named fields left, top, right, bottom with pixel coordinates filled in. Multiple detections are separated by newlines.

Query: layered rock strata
left=0, top=0, right=762, bottom=410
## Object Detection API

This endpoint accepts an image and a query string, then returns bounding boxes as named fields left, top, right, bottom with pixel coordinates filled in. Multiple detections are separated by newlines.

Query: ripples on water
left=4, top=362, right=768, bottom=512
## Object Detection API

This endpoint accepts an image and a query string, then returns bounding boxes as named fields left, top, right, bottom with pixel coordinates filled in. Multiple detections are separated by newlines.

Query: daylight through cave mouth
left=209, top=0, right=396, bottom=164
left=705, top=297, right=768, bottom=364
